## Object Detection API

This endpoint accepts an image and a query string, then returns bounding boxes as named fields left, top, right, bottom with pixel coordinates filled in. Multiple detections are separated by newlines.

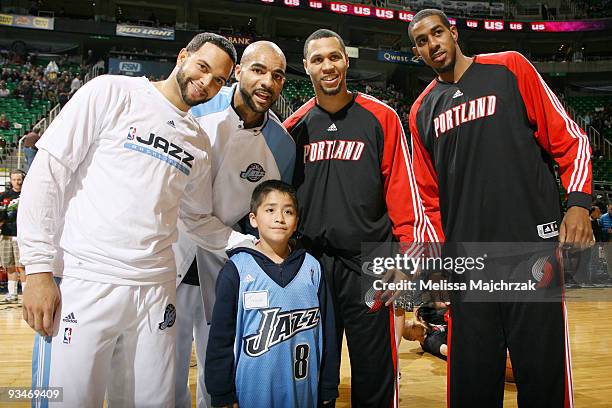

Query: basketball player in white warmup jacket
left=173, top=41, right=295, bottom=408
left=17, top=33, right=250, bottom=408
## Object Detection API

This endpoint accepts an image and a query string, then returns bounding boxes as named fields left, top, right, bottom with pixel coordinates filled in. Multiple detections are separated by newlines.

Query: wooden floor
left=1, top=288, right=611, bottom=407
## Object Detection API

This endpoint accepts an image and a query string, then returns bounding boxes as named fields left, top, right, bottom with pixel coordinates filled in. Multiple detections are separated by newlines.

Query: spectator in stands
left=56, top=77, right=71, bottom=107
left=0, top=81, right=9, bottom=98
left=580, top=205, right=608, bottom=283
left=592, top=206, right=602, bottom=242
left=602, top=203, right=612, bottom=278
left=23, top=56, right=33, bottom=70
left=4, top=68, right=20, bottom=82
left=21, top=80, right=33, bottom=108
left=58, top=90, right=70, bottom=107
left=0, top=169, right=25, bottom=303
left=46, top=89, right=58, bottom=106
left=23, top=127, right=40, bottom=172
left=70, top=74, right=82, bottom=95
left=84, top=49, right=95, bottom=67
left=0, top=113, right=10, bottom=130
left=592, top=144, right=603, bottom=160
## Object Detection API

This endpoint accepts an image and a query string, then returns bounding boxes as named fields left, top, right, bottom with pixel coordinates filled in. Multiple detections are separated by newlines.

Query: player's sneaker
left=1, top=294, right=18, bottom=303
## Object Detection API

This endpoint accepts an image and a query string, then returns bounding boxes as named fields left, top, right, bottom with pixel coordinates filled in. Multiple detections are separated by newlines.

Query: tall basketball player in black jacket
left=408, top=9, right=593, bottom=408
left=285, top=29, right=438, bottom=407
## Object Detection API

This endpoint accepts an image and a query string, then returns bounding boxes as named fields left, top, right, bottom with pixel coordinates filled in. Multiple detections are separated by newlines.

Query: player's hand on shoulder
left=559, top=206, right=593, bottom=250
left=22, top=272, right=60, bottom=337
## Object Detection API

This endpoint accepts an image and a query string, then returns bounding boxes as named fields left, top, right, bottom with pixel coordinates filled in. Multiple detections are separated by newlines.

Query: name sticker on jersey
left=124, top=131, right=195, bottom=175
left=243, top=290, right=269, bottom=310
left=434, top=95, right=497, bottom=137
left=244, top=307, right=320, bottom=357
left=303, top=140, right=365, bottom=163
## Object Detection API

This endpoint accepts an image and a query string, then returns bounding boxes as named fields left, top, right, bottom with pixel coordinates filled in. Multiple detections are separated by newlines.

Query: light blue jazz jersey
left=232, top=252, right=323, bottom=408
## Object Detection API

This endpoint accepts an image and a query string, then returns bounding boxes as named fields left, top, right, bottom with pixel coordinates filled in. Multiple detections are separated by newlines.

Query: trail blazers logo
left=244, top=307, right=319, bottom=357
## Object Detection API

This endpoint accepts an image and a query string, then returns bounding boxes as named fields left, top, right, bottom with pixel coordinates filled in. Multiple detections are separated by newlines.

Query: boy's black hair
left=250, top=180, right=298, bottom=214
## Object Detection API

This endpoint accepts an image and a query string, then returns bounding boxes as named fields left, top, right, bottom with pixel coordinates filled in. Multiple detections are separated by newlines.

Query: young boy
left=205, top=180, right=339, bottom=408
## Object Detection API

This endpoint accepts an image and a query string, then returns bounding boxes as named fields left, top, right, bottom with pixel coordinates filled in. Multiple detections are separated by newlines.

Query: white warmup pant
left=31, top=276, right=176, bottom=408
left=174, top=283, right=210, bottom=408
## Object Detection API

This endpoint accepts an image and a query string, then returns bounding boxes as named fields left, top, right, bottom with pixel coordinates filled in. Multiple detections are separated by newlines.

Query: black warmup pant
left=319, top=253, right=397, bottom=408
left=447, top=252, right=572, bottom=408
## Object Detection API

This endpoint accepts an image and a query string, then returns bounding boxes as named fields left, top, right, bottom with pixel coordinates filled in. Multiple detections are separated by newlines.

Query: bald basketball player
left=173, top=41, right=295, bottom=408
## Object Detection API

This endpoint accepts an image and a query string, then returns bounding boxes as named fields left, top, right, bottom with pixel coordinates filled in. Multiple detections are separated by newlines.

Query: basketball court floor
left=1, top=287, right=611, bottom=407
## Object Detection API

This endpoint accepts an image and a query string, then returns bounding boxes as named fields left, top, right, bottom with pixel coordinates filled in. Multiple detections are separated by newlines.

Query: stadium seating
left=593, top=159, right=612, bottom=182
left=283, top=79, right=316, bottom=101
left=0, top=59, right=78, bottom=145
left=0, top=98, right=49, bottom=144
left=567, top=96, right=612, bottom=116
left=283, top=79, right=413, bottom=105
left=566, top=95, right=612, bottom=143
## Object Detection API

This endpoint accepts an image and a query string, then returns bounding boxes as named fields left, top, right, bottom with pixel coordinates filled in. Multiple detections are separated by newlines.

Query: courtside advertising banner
left=377, top=49, right=423, bottom=65
left=116, top=24, right=175, bottom=40
left=0, top=13, right=54, bottom=30
left=108, top=58, right=174, bottom=78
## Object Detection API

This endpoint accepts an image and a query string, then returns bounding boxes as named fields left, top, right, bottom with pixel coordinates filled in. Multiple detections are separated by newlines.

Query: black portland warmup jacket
left=409, top=51, right=592, bottom=243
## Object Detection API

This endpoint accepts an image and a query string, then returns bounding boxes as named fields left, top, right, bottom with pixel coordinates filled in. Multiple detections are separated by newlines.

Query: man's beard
left=432, top=53, right=456, bottom=75
left=318, top=81, right=342, bottom=96
left=176, top=66, right=210, bottom=106
left=239, top=85, right=272, bottom=113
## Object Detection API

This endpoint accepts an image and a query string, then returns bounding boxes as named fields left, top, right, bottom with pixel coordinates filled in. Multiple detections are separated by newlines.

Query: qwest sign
left=377, top=50, right=423, bottom=65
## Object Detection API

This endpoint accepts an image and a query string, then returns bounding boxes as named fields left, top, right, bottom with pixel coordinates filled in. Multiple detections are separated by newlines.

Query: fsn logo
left=119, top=61, right=142, bottom=73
